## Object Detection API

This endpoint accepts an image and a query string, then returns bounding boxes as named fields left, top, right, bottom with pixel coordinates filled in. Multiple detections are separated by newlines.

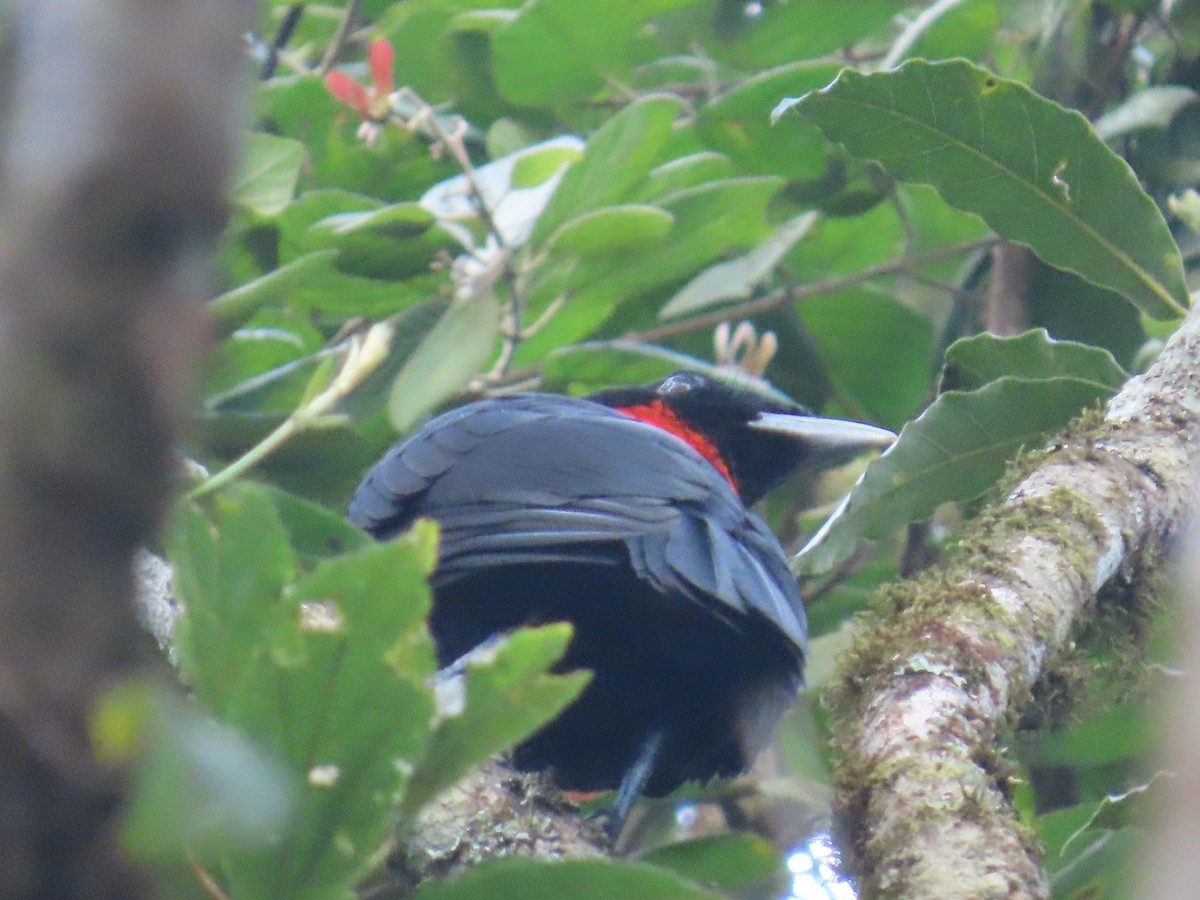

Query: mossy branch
left=829, top=305, right=1200, bottom=898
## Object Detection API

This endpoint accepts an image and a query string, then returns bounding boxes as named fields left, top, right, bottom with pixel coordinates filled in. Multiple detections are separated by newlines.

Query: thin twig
left=394, top=88, right=529, bottom=379
left=189, top=859, right=231, bottom=900
left=880, top=0, right=968, bottom=70
left=189, top=322, right=392, bottom=498
left=800, top=542, right=876, bottom=607
left=260, top=4, right=304, bottom=79
left=625, top=236, right=999, bottom=344
left=318, top=0, right=363, bottom=75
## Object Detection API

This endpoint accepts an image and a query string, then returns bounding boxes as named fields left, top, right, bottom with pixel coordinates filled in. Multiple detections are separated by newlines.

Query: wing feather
left=348, top=393, right=806, bottom=656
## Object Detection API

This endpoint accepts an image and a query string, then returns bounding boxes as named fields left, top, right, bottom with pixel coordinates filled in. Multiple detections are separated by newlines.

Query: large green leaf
left=546, top=205, right=674, bottom=257
left=1024, top=703, right=1149, bottom=769
left=780, top=59, right=1189, bottom=319
left=659, top=212, right=819, bottom=319
left=697, top=61, right=842, bottom=180
left=640, top=835, right=783, bottom=892
left=794, top=376, right=1113, bottom=573
left=309, top=202, right=435, bottom=238
left=635, top=153, right=735, bottom=202
left=633, top=176, right=782, bottom=292
left=169, top=490, right=441, bottom=899
left=1047, top=828, right=1140, bottom=899
left=492, top=0, right=695, bottom=105
left=1093, top=85, right=1199, bottom=141
left=400, top=624, right=589, bottom=816
left=798, top=288, right=934, bottom=430
left=388, top=292, right=500, bottom=434
left=544, top=341, right=716, bottom=394
left=709, top=0, right=906, bottom=69
left=262, top=485, right=372, bottom=565
left=416, top=858, right=722, bottom=900
left=171, top=489, right=297, bottom=706
left=532, top=95, right=684, bottom=244
left=209, top=251, right=340, bottom=338
left=941, top=328, right=1127, bottom=393
left=231, top=132, right=305, bottom=217
left=222, top=526, right=438, bottom=899
left=99, top=685, right=295, bottom=862
left=513, top=176, right=782, bottom=366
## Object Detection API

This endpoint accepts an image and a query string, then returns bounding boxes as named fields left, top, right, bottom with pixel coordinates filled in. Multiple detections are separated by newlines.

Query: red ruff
left=615, top=400, right=737, bottom=491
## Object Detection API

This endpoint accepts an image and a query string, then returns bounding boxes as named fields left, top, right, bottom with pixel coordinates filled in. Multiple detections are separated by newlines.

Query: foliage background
left=137, top=1, right=1200, bottom=898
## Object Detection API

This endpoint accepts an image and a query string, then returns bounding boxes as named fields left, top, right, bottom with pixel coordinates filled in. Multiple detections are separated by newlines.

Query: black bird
left=348, top=371, right=893, bottom=830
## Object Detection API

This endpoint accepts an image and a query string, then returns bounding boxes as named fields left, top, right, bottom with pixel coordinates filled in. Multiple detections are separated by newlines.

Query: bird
left=348, top=371, right=894, bottom=833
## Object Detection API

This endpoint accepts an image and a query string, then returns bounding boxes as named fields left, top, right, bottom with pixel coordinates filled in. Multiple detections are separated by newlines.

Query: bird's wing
left=348, top=394, right=807, bottom=653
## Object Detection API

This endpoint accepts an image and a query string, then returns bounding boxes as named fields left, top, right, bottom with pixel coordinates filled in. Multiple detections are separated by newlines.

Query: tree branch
left=829, top=304, right=1200, bottom=898
left=0, top=1, right=247, bottom=895
left=624, top=238, right=997, bottom=344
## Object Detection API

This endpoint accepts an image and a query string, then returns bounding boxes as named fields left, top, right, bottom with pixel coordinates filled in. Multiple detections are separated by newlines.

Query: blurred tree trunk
left=0, top=1, right=247, bottom=895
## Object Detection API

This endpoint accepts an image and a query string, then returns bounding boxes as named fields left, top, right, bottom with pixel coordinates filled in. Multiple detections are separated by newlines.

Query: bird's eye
left=658, top=373, right=702, bottom=395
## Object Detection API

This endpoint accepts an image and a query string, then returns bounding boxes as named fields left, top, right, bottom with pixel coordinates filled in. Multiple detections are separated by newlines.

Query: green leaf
left=388, top=292, right=500, bottom=434
left=1028, top=262, right=1147, bottom=368
left=1093, top=85, right=1199, bottom=141
left=637, top=153, right=735, bottom=201
left=547, top=205, right=674, bottom=256
left=1040, top=775, right=1168, bottom=887
left=261, top=485, right=371, bottom=565
left=400, top=624, right=589, bottom=816
left=170, top=489, right=442, bottom=898
left=640, top=834, right=782, bottom=892
left=781, top=59, right=1189, bottom=319
left=795, top=376, right=1113, bottom=573
left=201, top=315, right=325, bottom=416
left=98, top=685, right=295, bottom=861
left=709, top=0, right=906, bottom=69
left=545, top=340, right=713, bottom=393
left=697, top=61, right=842, bottom=180
left=512, top=142, right=585, bottom=188
left=220, top=525, right=438, bottom=898
left=415, top=858, right=722, bottom=900
left=660, top=212, right=818, bottom=318
left=310, top=202, right=435, bottom=237
left=899, top=0, right=999, bottom=63
left=942, top=328, right=1127, bottom=393
left=492, top=0, right=695, bottom=105
left=231, top=132, right=305, bottom=217
left=1048, top=828, right=1140, bottom=899
left=171, top=488, right=297, bottom=707
left=798, top=288, right=934, bottom=430
left=1039, top=804, right=1103, bottom=867
left=513, top=175, right=782, bottom=367
left=786, top=198, right=906, bottom=280
left=545, top=340, right=797, bottom=404
left=209, top=251, right=340, bottom=338
left=450, top=8, right=518, bottom=35
left=533, top=95, right=684, bottom=244
left=1026, top=704, right=1150, bottom=768
left=630, top=176, right=783, bottom=292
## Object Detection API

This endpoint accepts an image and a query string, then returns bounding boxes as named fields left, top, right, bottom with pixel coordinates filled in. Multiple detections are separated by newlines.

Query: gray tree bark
left=830, top=303, right=1200, bottom=897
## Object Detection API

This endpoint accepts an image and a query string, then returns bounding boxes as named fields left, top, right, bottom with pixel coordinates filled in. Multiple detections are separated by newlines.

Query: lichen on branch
left=828, top=305, right=1200, bottom=899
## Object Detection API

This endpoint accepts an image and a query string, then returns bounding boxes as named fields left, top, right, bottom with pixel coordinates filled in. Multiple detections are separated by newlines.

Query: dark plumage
left=349, top=372, right=892, bottom=823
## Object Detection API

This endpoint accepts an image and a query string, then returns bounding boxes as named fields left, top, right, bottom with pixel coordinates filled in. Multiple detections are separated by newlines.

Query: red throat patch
left=614, top=399, right=737, bottom=491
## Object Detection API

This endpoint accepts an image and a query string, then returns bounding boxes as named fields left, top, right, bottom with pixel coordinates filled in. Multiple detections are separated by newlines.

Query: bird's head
left=591, top=371, right=895, bottom=506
